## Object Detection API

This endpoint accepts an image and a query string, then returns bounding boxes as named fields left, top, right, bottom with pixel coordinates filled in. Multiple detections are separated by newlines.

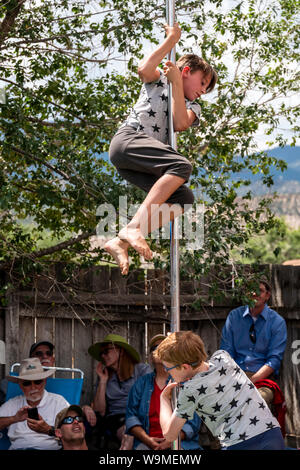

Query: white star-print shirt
left=175, top=350, right=280, bottom=448
left=122, top=70, right=201, bottom=144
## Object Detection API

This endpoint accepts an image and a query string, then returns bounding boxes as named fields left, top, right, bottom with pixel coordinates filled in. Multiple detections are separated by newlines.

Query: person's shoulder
left=265, top=306, right=286, bottom=324
left=0, top=394, right=24, bottom=412
left=144, top=68, right=166, bottom=86
left=211, top=349, right=235, bottom=366
left=134, top=362, right=152, bottom=376
left=228, top=305, right=246, bottom=317
left=2, top=394, right=24, bottom=406
left=132, top=370, right=154, bottom=387
left=46, top=391, right=69, bottom=404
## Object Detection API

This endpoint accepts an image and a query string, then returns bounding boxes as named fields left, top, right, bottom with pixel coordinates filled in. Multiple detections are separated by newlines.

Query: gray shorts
left=109, top=126, right=194, bottom=207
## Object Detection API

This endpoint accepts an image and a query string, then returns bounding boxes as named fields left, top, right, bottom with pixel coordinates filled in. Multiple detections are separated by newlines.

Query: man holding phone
left=0, top=357, right=69, bottom=450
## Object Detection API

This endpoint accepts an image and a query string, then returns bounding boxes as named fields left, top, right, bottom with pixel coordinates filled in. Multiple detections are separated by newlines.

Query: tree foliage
left=231, top=218, right=300, bottom=264
left=0, top=0, right=299, bottom=304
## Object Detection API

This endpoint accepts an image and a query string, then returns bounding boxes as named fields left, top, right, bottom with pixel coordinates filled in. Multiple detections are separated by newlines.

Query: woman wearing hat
left=125, top=334, right=202, bottom=450
left=88, top=334, right=151, bottom=449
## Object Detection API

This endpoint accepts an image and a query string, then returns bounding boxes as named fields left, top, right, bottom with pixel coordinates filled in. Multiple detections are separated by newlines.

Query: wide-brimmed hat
left=29, top=341, right=54, bottom=357
left=88, top=334, right=140, bottom=363
left=149, top=334, right=167, bottom=349
left=6, top=357, right=54, bottom=383
left=55, top=405, right=85, bottom=429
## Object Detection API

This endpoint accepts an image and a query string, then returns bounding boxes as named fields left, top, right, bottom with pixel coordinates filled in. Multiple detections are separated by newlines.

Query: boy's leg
left=118, top=173, right=185, bottom=259
left=104, top=181, right=185, bottom=276
left=103, top=238, right=130, bottom=276
left=106, top=127, right=193, bottom=273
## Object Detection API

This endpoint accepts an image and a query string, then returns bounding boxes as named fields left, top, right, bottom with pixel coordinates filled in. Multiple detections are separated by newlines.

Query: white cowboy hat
left=6, top=357, right=55, bottom=383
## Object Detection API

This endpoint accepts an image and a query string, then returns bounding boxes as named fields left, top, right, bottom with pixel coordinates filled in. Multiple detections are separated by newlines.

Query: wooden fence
left=0, top=264, right=299, bottom=446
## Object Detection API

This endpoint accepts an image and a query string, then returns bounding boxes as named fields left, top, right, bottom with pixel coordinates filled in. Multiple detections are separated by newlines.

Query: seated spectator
left=126, top=334, right=202, bottom=450
left=0, top=339, right=55, bottom=406
left=55, top=405, right=88, bottom=450
left=29, top=341, right=55, bottom=368
left=29, top=340, right=96, bottom=430
left=0, top=357, right=69, bottom=450
left=87, top=334, right=152, bottom=449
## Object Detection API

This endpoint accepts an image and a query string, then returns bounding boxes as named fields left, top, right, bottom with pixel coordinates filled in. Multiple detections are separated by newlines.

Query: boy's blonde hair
left=177, top=54, right=218, bottom=93
left=153, top=331, right=208, bottom=368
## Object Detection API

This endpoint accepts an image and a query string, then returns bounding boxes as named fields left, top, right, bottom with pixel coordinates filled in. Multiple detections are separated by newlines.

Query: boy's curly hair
left=177, top=54, right=218, bottom=93
left=153, top=331, right=208, bottom=368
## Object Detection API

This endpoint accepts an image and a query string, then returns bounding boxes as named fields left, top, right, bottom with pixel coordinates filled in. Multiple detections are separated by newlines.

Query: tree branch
left=30, top=230, right=96, bottom=259
left=0, top=0, right=26, bottom=46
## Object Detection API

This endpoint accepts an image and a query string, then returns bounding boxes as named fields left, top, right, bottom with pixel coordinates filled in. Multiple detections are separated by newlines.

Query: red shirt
left=149, top=380, right=166, bottom=437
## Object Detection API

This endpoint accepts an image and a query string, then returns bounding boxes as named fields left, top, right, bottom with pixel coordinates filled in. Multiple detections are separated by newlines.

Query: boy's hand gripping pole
left=166, top=0, right=181, bottom=451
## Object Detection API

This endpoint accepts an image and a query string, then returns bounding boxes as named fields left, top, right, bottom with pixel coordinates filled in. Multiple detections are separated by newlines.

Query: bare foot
left=118, top=227, right=153, bottom=260
left=103, top=237, right=130, bottom=275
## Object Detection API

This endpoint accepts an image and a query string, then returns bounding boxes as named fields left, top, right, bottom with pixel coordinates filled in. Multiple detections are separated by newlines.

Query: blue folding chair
left=0, top=364, right=84, bottom=450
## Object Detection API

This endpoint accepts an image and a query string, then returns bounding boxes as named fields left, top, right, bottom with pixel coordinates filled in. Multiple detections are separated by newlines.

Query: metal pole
left=166, top=0, right=180, bottom=335
left=166, top=0, right=181, bottom=451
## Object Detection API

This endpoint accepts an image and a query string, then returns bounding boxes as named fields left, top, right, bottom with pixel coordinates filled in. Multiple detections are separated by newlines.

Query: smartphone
left=27, top=407, right=39, bottom=420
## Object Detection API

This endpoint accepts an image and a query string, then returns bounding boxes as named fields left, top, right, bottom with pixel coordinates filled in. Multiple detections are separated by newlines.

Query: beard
left=25, top=390, right=44, bottom=403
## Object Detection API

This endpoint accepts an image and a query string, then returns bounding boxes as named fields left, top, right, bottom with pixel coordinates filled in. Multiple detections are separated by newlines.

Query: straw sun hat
left=6, top=357, right=54, bottom=383
left=88, top=334, right=140, bottom=363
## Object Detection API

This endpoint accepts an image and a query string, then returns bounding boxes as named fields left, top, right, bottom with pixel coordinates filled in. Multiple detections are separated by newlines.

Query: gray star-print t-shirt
left=122, top=70, right=201, bottom=144
left=175, top=350, right=280, bottom=448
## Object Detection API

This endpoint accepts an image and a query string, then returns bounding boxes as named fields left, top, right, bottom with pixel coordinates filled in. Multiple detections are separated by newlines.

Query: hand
left=119, top=433, right=134, bottom=450
left=164, top=22, right=181, bottom=43
left=14, top=406, right=30, bottom=423
left=27, top=414, right=50, bottom=434
left=157, top=438, right=173, bottom=450
left=96, top=362, right=109, bottom=383
left=82, top=405, right=97, bottom=427
left=161, top=381, right=178, bottom=402
left=163, top=60, right=182, bottom=84
left=146, top=436, right=166, bottom=450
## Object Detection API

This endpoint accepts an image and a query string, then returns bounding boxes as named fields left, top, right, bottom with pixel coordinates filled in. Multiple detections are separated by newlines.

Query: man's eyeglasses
left=163, top=361, right=198, bottom=372
left=33, top=350, right=53, bottom=357
left=21, top=379, right=44, bottom=387
left=249, top=323, right=256, bottom=343
left=60, top=415, right=84, bottom=427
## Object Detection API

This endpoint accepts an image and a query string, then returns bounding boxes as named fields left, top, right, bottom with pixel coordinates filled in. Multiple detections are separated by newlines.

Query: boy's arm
left=163, top=61, right=197, bottom=132
left=160, top=382, right=187, bottom=442
left=138, top=23, right=181, bottom=83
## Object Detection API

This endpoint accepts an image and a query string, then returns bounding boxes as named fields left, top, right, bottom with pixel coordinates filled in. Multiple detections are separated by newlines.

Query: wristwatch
left=48, top=426, right=55, bottom=436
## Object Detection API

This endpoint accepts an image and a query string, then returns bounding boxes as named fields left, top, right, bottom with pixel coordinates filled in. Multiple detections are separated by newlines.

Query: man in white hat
left=0, top=357, right=69, bottom=450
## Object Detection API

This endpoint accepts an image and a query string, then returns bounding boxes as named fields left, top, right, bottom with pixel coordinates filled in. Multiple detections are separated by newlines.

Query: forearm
left=160, top=396, right=174, bottom=438
left=138, top=35, right=177, bottom=82
left=251, top=365, right=274, bottom=383
left=130, top=425, right=154, bottom=448
left=93, top=382, right=107, bottom=416
left=0, top=415, right=17, bottom=430
left=171, top=80, right=190, bottom=131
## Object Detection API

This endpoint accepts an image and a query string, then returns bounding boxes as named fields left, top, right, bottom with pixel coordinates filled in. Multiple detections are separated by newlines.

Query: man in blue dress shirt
left=220, top=280, right=287, bottom=406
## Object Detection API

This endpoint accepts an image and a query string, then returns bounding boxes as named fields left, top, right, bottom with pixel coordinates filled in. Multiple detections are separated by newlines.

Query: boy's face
left=181, top=67, right=211, bottom=101
left=162, top=361, right=193, bottom=383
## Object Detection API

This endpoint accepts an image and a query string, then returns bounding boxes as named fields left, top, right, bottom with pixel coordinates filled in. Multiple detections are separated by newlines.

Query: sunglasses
left=100, top=347, right=117, bottom=356
left=249, top=323, right=256, bottom=343
left=21, top=379, right=44, bottom=387
left=60, top=415, right=84, bottom=427
left=33, top=351, right=53, bottom=357
left=163, top=361, right=198, bottom=372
